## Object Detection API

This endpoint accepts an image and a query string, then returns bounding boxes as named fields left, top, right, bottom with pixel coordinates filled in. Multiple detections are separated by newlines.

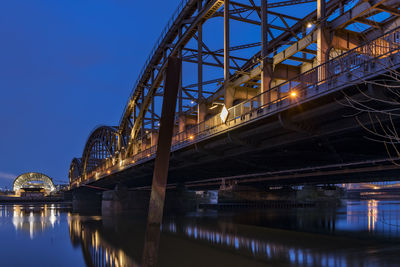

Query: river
left=0, top=200, right=399, bottom=266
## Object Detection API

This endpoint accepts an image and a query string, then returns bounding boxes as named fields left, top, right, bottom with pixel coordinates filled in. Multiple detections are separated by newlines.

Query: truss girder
left=124, top=0, right=224, bottom=156
left=69, top=158, right=82, bottom=183
left=80, top=126, right=120, bottom=177
left=70, top=0, right=400, bottom=186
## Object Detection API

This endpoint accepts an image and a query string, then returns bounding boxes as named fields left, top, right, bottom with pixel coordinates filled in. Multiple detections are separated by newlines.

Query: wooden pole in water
left=142, top=56, right=181, bottom=267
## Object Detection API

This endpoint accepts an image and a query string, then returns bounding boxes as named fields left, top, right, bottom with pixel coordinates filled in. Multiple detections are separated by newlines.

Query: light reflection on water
left=0, top=200, right=400, bottom=266
left=69, top=214, right=139, bottom=267
left=342, top=200, right=400, bottom=236
left=69, top=200, right=400, bottom=267
left=6, top=204, right=61, bottom=239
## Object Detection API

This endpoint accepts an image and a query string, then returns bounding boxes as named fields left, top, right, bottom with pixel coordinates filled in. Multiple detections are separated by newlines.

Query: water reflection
left=344, top=200, right=400, bottom=237
left=7, top=204, right=61, bottom=239
left=0, top=201, right=399, bottom=266
left=69, top=215, right=139, bottom=267
left=368, top=199, right=378, bottom=231
left=69, top=200, right=400, bottom=267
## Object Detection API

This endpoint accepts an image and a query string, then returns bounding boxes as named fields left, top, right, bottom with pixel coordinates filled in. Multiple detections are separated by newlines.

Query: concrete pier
left=102, top=186, right=150, bottom=216
left=72, top=187, right=102, bottom=213
left=100, top=186, right=197, bottom=216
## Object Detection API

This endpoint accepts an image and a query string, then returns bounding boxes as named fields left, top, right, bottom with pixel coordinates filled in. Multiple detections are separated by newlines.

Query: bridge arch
left=81, top=126, right=120, bottom=177
left=13, top=172, right=56, bottom=193
left=69, top=158, right=82, bottom=183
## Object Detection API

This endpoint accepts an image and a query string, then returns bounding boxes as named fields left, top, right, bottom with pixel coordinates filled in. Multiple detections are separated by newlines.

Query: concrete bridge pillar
left=100, top=185, right=198, bottom=216
left=102, top=185, right=150, bottom=216
left=164, top=186, right=198, bottom=214
left=72, top=187, right=103, bottom=213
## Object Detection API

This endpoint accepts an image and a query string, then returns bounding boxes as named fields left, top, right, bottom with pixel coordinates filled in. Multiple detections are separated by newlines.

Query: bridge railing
left=170, top=25, right=400, bottom=154
left=73, top=26, right=400, bottom=186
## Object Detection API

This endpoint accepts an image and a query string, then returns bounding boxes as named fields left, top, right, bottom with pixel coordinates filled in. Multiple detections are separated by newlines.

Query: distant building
left=13, top=172, right=56, bottom=197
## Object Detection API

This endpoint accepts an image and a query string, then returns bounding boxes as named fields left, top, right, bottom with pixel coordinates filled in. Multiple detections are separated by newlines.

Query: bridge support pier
left=165, top=187, right=198, bottom=214
left=102, top=185, right=150, bottom=216
left=72, top=187, right=103, bottom=213
left=101, top=185, right=197, bottom=216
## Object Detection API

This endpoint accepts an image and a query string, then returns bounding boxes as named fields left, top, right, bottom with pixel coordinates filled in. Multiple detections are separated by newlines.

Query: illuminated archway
left=13, top=172, right=56, bottom=194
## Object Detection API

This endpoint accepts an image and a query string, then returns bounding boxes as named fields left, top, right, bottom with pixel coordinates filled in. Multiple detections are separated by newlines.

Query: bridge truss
left=69, top=0, right=400, bottom=187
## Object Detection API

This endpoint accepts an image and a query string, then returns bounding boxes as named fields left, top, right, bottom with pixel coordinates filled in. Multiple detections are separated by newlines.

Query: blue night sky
left=0, top=0, right=179, bottom=187
left=0, top=0, right=323, bottom=188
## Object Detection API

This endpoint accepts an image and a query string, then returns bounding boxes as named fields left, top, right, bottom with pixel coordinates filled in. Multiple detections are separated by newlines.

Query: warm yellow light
left=132, top=160, right=135, bottom=163
left=189, top=135, right=194, bottom=140
left=220, top=105, right=229, bottom=123
left=107, top=170, right=111, bottom=174
left=290, top=91, right=297, bottom=97
left=307, top=22, right=313, bottom=28
left=147, top=154, right=150, bottom=157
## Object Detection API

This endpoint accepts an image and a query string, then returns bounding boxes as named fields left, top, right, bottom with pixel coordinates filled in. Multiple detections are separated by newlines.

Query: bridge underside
left=82, top=77, right=400, bottom=190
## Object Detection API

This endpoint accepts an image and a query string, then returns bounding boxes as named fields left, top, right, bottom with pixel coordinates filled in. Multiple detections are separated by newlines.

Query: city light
left=307, top=22, right=313, bottom=28
left=189, top=135, right=194, bottom=140
left=220, top=105, right=229, bottom=123
left=290, top=91, right=297, bottom=97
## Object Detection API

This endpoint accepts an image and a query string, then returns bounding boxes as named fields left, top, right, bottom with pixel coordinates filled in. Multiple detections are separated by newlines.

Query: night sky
left=0, top=0, right=321, bottom=189
left=0, top=0, right=179, bottom=187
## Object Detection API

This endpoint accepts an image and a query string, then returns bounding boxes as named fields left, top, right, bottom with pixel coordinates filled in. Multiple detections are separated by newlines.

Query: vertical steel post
left=224, top=0, right=233, bottom=108
left=142, top=56, right=181, bottom=267
left=317, top=0, right=328, bottom=82
left=178, top=26, right=185, bottom=133
left=261, top=0, right=271, bottom=106
left=198, top=0, right=203, bottom=101
left=151, top=70, right=155, bottom=132
left=197, top=0, right=204, bottom=124
left=178, top=47, right=183, bottom=115
left=141, top=88, right=145, bottom=137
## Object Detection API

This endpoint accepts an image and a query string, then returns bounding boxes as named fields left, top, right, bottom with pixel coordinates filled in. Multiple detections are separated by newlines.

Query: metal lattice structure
left=69, top=0, right=400, bottom=188
left=80, top=126, right=120, bottom=177
left=13, top=172, right=56, bottom=193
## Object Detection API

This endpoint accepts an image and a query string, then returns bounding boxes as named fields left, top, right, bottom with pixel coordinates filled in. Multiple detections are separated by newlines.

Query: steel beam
left=198, top=0, right=203, bottom=100
left=261, top=0, right=272, bottom=105
left=142, top=57, right=181, bottom=267
left=224, top=0, right=233, bottom=107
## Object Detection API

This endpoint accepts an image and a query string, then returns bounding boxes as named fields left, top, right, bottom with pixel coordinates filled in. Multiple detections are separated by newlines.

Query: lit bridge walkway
left=69, top=0, right=400, bottom=190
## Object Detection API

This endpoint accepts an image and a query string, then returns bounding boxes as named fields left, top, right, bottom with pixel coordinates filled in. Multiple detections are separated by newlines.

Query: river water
left=0, top=200, right=400, bottom=266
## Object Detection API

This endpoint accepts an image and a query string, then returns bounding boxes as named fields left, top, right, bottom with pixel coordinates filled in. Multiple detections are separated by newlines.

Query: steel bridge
left=69, top=0, right=400, bottom=190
